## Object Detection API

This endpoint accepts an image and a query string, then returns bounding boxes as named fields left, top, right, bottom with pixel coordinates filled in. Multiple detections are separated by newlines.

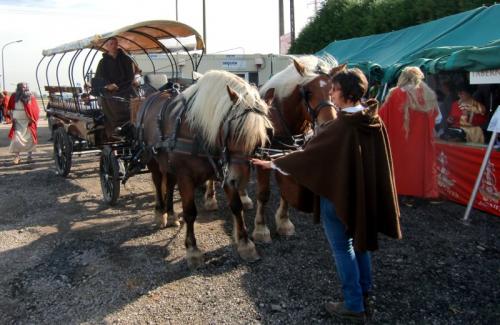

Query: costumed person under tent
left=379, top=66, right=439, bottom=205
left=252, top=68, right=402, bottom=323
left=447, top=83, right=487, bottom=144
left=7, top=82, right=40, bottom=164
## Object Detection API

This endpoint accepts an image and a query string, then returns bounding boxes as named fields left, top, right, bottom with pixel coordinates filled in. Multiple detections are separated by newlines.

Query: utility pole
left=290, top=0, right=295, bottom=43
left=202, top=0, right=207, bottom=53
left=279, top=0, right=284, bottom=37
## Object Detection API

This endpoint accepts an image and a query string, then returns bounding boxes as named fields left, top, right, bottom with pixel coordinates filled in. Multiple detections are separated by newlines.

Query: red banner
left=436, top=141, right=500, bottom=216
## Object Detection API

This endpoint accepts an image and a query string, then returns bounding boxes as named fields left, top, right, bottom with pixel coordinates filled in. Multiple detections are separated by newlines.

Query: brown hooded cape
left=274, top=105, right=402, bottom=251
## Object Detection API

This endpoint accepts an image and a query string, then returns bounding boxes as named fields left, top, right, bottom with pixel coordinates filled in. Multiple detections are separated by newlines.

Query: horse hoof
left=204, top=198, right=218, bottom=211
left=240, top=196, right=254, bottom=210
left=186, top=248, right=204, bottom=269
left=237, top=240, right=260, bottom=262
left=166, top=213, right=180, bottom=227
left=166, top=218, right=180, bottom=227
left=252, top=227, right=272, bottom=243
left=155, top=211, right=168, bottom=229
left=277, top=220, right=295, bottom=237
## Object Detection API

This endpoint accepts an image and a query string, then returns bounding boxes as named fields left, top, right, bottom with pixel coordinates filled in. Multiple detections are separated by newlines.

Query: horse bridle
left=254, top=70, right=335, bottom=160
left=299, top=84, right=335, bottom=130
left=273, top=71, right=335, bottom=147
left=216, top=102, right=269, bottom=183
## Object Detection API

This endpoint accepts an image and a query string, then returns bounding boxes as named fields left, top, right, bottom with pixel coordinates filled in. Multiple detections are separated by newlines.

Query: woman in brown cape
left=252, top=68, right=401, bottom=323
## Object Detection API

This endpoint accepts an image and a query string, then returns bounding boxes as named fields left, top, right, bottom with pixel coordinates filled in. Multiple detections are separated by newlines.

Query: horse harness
left=137, top=90, right=266, bottom=183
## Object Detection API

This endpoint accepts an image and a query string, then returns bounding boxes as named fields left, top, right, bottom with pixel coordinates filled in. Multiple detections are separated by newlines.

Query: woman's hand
left=250, top=158, right=273, bottom=170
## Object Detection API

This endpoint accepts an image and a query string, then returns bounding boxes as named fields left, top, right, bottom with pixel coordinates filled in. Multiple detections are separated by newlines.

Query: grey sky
left=0, top=0, right=317, bottom=92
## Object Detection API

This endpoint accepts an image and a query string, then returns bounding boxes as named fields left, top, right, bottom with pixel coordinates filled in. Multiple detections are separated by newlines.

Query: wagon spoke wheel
left=100, top=146, right=121, bottom=205
left=53, top=128, right=73, bottom=177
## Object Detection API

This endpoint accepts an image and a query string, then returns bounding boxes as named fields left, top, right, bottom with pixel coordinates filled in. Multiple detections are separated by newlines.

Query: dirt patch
left=0, top=118, right=498, bottom=324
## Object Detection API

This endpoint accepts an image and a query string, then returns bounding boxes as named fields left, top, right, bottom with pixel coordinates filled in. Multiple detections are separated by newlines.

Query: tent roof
left=42, top=20, right=205, bottom=56
left=317, top=5, right=500, bottom=82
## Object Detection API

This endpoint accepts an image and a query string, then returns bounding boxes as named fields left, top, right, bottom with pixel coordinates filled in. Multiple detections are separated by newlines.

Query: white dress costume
left=9, top=101, right=36, bottom=153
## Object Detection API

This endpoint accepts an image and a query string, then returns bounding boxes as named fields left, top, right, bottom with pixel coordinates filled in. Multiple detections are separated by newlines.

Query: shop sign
left=470, top=69, right=500, bottom=84
left=222, top=56, right=247, bottom=70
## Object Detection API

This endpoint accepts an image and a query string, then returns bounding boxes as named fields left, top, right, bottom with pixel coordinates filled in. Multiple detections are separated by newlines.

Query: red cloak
left=2, top=94, right=11, bottom=123
left=379, top=87, right=438, bottom=198
left=7, top=95, right=40, bottom=144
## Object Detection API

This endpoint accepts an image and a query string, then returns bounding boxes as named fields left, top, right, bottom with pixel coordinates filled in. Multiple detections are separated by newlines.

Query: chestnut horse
left=252, top=56, right=343, bottom=243
left=204, top=56, right=343, bottom=243
left=138, top=70, right=273, bottom=268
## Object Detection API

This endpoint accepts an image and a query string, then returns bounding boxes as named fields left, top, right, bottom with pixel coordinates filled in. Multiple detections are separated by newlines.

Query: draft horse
left=252, top=56, right=344, bottom=243
left=138, top=70, right=273, bottom=268
left=204, top=56, right=343, bottom=242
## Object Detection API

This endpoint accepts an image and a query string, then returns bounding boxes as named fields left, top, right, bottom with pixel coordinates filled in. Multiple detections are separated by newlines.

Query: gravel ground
left=0, top=117, right=499, bottom=324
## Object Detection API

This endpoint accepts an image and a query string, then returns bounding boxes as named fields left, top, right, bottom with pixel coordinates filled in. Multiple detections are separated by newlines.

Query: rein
left=271, top=103, right=313, bottom=150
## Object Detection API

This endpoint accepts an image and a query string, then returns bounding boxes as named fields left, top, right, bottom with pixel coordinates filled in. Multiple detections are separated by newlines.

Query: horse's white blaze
left=319, top=79, right=328, bottom=88
left=260, top=55, right=338, bottom=101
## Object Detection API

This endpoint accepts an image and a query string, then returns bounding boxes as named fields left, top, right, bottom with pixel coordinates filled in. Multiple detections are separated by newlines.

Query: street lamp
left=2, top=39, right=23, bottom=91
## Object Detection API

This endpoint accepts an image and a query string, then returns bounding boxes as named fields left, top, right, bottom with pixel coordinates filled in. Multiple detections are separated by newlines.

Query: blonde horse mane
left=182, top=70, right=271, bottom=153
left=259, top=54, right=338, bottom=101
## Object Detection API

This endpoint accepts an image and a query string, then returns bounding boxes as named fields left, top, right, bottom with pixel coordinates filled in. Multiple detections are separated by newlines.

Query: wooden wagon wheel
left=53, top=128, right=73, bottom=177
left=100, top=145, right=121, bottom=205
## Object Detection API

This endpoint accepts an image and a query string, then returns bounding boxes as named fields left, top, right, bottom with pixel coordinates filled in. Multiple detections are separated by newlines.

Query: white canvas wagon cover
left=42, top=20, right=205, bottom=56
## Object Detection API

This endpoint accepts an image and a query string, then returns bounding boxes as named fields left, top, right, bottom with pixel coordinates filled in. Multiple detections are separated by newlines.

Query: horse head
left=260, top=55, right=341, bottom=138
left=221, top=83, right=273, bottom=189
left=293, top=59, right=348, bottom=127
left=184, top=71, right=273, bottom=189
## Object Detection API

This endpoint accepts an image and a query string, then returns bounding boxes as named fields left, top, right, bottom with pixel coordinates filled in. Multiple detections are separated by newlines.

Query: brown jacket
left=274, top=106, right=402, bottom=251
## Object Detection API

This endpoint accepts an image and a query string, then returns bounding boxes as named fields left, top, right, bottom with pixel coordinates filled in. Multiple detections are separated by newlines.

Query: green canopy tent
left=318, top=5, right=500, bottom=219
left=317, top=4, right=500, bottom=85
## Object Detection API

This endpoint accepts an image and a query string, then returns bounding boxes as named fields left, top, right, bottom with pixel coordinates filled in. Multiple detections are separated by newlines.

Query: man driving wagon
left=92, top=36, right=142, bottom=140
left=94, top=36, right=141, bottom=99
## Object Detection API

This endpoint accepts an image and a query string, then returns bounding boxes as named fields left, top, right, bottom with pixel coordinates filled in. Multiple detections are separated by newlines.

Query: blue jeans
left=320, top=197, right=372, bottom=312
